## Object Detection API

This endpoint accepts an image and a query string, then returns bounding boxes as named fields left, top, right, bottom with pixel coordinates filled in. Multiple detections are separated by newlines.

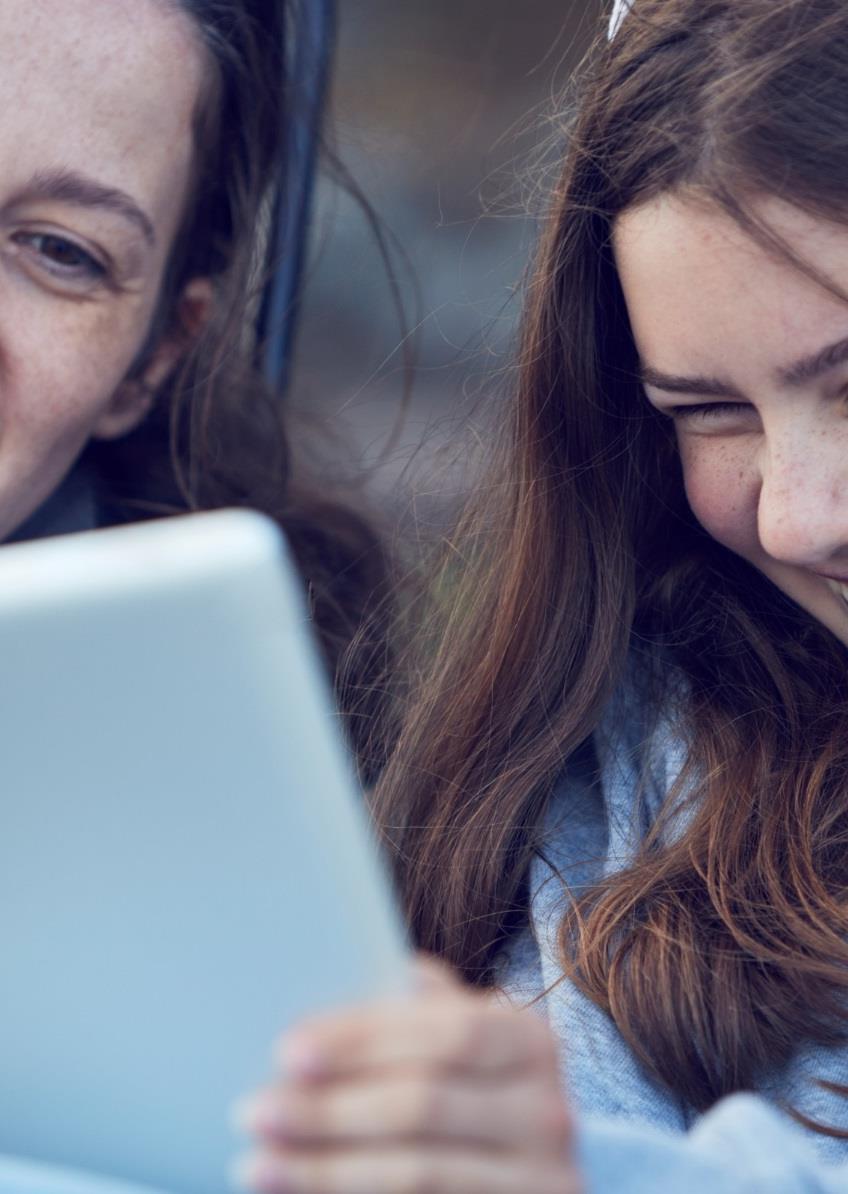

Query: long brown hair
left=83, top=0, right=397, bottom=781
left=372, top=0, right=848, bottom=1127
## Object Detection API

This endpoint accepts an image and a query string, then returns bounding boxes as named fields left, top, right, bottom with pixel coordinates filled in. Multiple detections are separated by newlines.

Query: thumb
left=411, top=952, right=462, bottom=994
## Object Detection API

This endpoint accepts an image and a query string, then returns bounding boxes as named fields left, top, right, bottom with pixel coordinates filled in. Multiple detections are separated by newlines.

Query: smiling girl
left=237, top=1, right=848, bottom=1191
left=2, top=0, right=395, bottom=777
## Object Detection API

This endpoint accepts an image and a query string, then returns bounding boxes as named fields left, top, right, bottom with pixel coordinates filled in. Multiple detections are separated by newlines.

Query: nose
left=757, top=429, right=848, bottom=569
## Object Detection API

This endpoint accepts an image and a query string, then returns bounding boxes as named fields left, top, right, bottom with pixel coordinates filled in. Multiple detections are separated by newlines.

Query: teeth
left=826, top=580, right=848, bottom=606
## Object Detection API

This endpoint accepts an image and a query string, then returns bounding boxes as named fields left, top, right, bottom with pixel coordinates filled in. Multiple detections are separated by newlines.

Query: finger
left=276, top=1000, right=559, bottom=1083
left=236, top=1072, right=572, bottom=1157
left=234, top=1145, right=583, bottom=1194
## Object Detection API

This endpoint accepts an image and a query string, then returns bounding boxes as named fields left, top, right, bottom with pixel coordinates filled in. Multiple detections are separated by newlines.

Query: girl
left=236, top=0, right=848, bottom=1190
left=1, top=0, right=394, bottom=780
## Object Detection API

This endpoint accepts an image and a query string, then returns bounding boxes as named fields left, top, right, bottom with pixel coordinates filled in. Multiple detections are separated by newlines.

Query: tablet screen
left=0, top=511, right=409, bottom=1194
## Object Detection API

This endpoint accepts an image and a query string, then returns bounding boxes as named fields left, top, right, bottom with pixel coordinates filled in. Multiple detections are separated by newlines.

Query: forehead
left=613, top=193, right=848, bottom=378
left=0, top=0, right=207, bottom=232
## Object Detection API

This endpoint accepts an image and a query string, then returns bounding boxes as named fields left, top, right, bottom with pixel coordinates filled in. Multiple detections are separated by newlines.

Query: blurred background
left=292, top=0, right=607, bottom=525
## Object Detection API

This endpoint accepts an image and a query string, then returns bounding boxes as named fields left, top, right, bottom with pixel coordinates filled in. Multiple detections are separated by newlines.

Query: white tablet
left=0, top=510, right=409, bottom=1194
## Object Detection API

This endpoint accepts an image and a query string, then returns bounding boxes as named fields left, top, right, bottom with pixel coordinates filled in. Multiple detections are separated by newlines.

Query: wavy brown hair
left=82, top=0, right=397, bottom=781
left=372, top=0, right=848, bottom=1129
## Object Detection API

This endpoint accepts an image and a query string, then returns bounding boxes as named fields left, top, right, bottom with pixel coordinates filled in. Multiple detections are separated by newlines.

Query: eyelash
left=12, top=232, right=107, bottom=282
left=670, top=402, right=751, bottom=421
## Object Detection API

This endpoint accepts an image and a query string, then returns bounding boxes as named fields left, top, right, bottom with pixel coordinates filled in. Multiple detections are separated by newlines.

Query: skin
left=615, top=191, right=848, bottom=648
left=0, top=0, right=211, bottom=540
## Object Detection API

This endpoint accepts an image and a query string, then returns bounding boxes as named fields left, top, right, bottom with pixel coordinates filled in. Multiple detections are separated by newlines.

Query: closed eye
left=670, top=401, right=753, bottom=421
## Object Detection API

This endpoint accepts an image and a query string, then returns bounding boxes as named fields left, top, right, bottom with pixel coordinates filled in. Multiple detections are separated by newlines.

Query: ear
left=92, top=277, right=215, bottom=442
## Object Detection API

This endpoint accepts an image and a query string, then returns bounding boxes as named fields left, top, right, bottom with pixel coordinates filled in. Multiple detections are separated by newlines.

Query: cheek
left=0, top=292, right=152, bottom=535
left=1, top=295, right=143, bottom=443
left=677, top=436, right=761, bottom=557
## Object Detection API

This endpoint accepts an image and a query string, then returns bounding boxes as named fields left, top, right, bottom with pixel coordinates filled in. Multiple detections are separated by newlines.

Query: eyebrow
left=8, top=168, right=156, bottom=248
left=640, top=334, right=848, bottom=398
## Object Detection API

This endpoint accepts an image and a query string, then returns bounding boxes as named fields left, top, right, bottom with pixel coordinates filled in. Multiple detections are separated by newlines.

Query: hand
left=232, top=954, right=582, bottom=1194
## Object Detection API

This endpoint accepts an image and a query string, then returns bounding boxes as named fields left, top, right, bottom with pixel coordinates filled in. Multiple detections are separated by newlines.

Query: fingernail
left=230, top=1152, right=291, bottom=1193
left=278, top=1034, right=324, bottom=1079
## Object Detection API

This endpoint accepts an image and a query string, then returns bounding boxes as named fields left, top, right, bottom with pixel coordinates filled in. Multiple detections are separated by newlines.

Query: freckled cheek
left=0, top=304, right=140, bottom=447
left=678, top=438, right=761, bottom=557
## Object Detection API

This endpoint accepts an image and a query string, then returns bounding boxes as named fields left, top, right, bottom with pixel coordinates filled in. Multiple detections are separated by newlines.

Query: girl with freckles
left=235, top=1, right=848, bottom=1192
left=2, top=0, right=394, bottom=783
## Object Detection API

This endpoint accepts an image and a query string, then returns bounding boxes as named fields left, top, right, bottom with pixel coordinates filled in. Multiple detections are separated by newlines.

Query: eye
left=12, top=232, right=106, bottom=281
